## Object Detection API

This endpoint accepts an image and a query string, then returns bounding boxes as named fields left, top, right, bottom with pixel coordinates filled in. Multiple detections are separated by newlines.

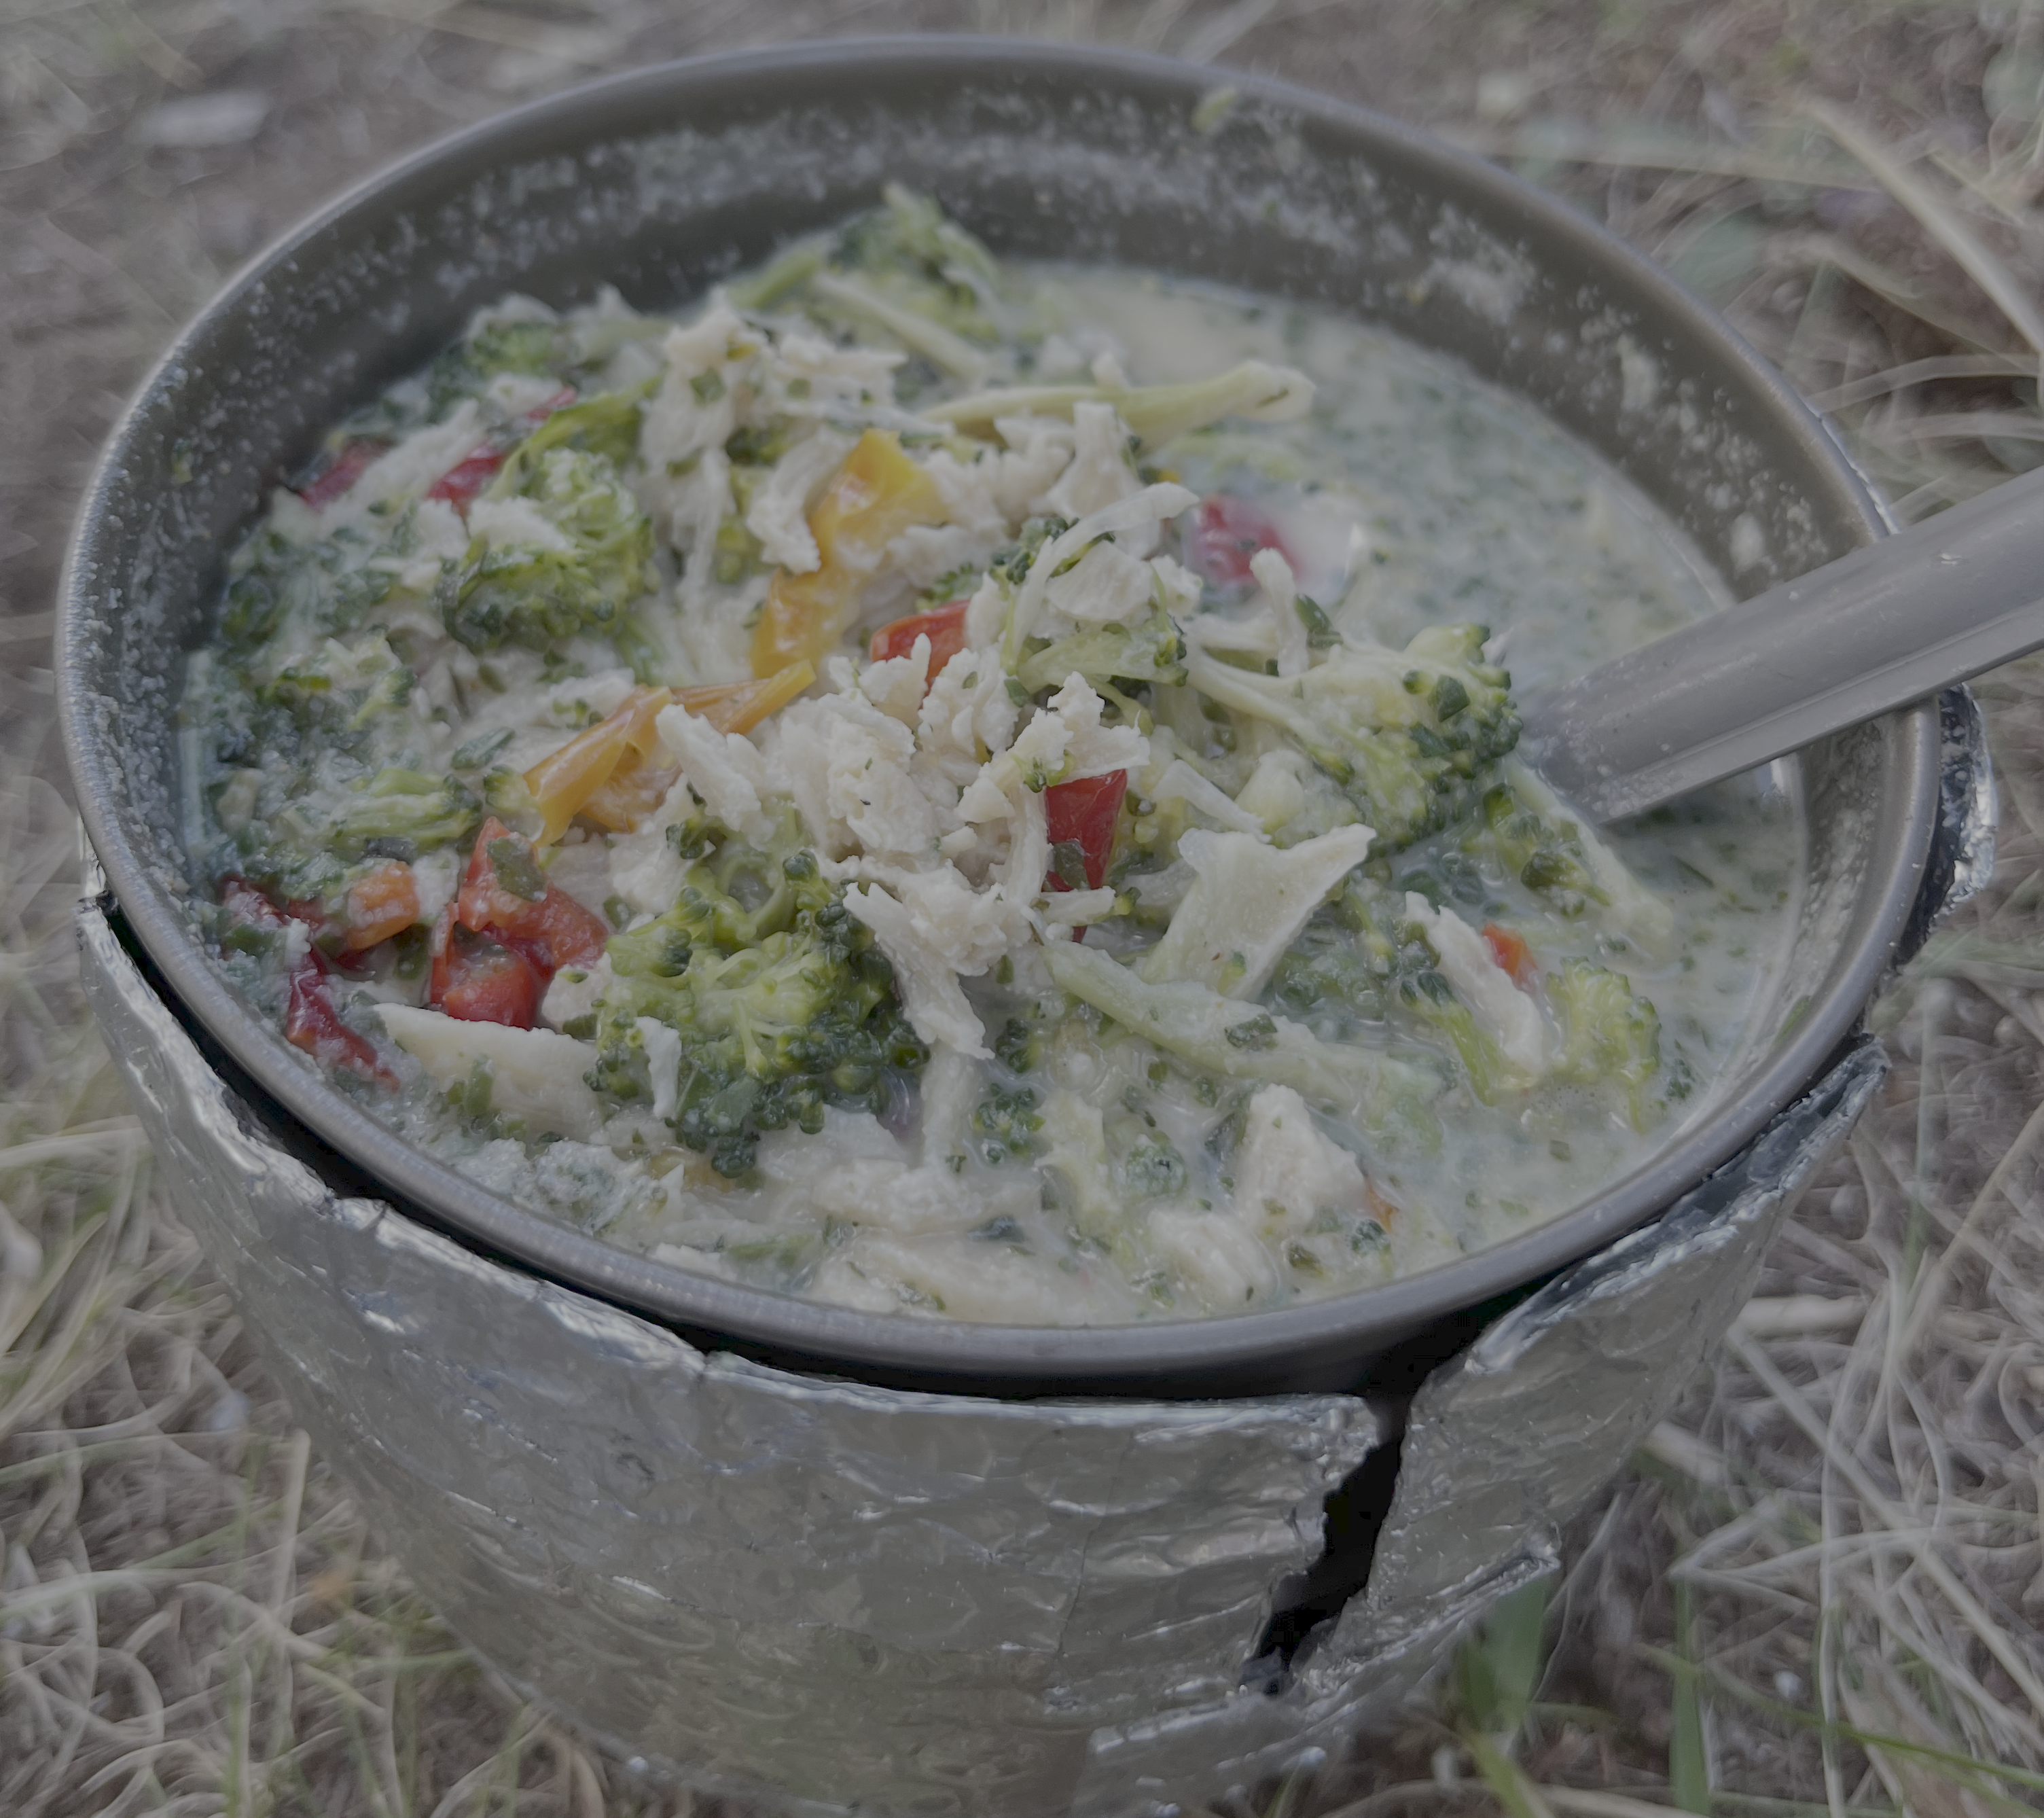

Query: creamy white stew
left=181, top=189, right=1801, bottom=1325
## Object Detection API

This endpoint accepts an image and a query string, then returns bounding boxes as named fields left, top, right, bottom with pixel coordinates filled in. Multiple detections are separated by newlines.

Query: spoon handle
left=1516, top=463, right=2044, bottom=823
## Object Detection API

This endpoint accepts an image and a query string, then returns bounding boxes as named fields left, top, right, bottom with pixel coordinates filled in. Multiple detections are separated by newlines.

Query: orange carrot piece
left=1482, top=922, right=1539, bottom=991
left=340, top=859, right=421, bottom=950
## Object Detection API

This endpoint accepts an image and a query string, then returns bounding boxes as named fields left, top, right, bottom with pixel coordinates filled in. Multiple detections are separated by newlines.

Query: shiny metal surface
left=73, top=892, right=1902, bottom=1816
left=79, top=896, right=1376, bottom=1815
left=1520, top=463, right=2044, bottom=823
left=57, top=40, right=1941, bottom=1393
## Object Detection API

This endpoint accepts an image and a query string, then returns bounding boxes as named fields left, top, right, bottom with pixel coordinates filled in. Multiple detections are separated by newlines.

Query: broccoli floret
left=246, top=767, right=480, bottom=904
left=1549, top=961, right=1662, bottom=1128
left=1188, top=624, right=1520, bottom=852
left=711, top=513, right=768, bottom=586
left=1474, top=782, right=1603, bottom=915
left=442, top=447, right=655, bottom=653
left=989, top=516, right=1071, bottom=586
left=1271, top=889, right=1513, bottom=1101
left=425, top=317, right=564, bottom=414
left=970, top=1085, right=1044, bottom=1165
left=1499, top=759, right=1676, bottom=958
left=725, top=190, right=1015, bottom=388
left=920, top=562, right=984, bottom=610
left=828, top=183, right=1007, bottom=346
left=592, top=830, right=929, bottom=1176
left=1395, top=965, right=1513, bottom=1105
left=1018, top=599, right=1188, bottom=694
left=221, top=522, right=404, bottom=654
left=487, top=382, right=655, bottom=496
left=325, top=769, right=482, bottom=864
left=1117, top=1133, right=1189, bottom=1199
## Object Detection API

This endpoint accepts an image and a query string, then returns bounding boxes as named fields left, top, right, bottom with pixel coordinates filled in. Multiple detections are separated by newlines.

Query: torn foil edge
left=77, top=898, right=1376, bottom=1818
left=1066, top=1038, right=1887, bottom=1817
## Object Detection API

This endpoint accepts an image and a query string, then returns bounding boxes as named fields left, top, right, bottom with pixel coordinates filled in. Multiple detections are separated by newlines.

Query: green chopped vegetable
left=594, top=826, right=929, bottom=1176
left=442, top=448, right=655, bottom=653
left=926, top=359, right=1314, bottom=450
left=1189, top=624, right=1521, bottom=852
left=1043, top=940, right=1437, bottom=1143
left=1549, top=960, right=1663, bottom=1128
left=486, top=380, right=657, bottom=498
left=1018, top=598, right=1189, bottom=694
left=970, top=1085, right=1045, bottom=1164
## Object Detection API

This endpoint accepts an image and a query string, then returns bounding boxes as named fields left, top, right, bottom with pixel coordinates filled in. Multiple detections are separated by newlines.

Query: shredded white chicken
left=1405, top=891, right=1549, bottom=1077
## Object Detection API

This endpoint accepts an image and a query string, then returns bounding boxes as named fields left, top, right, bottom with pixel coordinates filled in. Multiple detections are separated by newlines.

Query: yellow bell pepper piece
left=579, top=755, right=679, bottom=835
left=524, top=687, right=673, bottom=845
left=750, top=430, right=946, bottom=677
left=525, top=660, right=819, bottom=841
left=677, top=658, right=817, bottom=735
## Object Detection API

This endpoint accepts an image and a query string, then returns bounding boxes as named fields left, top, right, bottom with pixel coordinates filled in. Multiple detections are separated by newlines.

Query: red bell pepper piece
left=425, top=820, right=608, bottom=1027
left=526, top=385, right=577, bottom=421
left=296, top=438, right=389, bottom=509
left=225, top=878, right=392, bottom=1082
left=1482, top=922, right=1539, bottom=991
left=283, top=959, right=396, bottom=1084
left=221, top=876, right=287, bottom=931
left=423, top=387, right=573, bottom=511
left=1185, top=495, right=1297, bottom=588
left=455, top=819, right=609, bottom=975
left=1043, top=771, right=1128, bottom=893
left=433, top=922, right=544, bottom=1028
left=869, top=599, right=971, bottom=678
left=426, top=449, right=504, bottom=508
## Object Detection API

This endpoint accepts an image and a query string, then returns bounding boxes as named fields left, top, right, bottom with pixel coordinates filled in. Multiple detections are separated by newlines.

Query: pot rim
left=58, top=35, right=1939, bottom=1396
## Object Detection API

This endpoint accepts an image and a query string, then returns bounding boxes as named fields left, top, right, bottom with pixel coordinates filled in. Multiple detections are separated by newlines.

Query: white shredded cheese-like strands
left=1405, top=893, right=1549, bottom=1075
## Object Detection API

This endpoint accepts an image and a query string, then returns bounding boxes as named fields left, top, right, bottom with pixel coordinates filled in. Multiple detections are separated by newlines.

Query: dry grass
left=6, top=1, right=2044, bottom=1813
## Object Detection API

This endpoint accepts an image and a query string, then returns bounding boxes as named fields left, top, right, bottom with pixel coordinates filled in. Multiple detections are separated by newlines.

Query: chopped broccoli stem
left=1017, top=600, right=1188, bottom=694
left=1043, top=940, right=1439, bottom=1145
left=328, top=771, right=482, bottom=863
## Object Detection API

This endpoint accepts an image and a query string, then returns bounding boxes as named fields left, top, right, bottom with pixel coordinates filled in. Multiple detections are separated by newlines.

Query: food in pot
left=180, top=188, right=1799, bottom=1323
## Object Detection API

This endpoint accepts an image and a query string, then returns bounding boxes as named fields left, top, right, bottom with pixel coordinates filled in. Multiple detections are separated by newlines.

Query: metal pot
left=59, top=39, right=1939, bottom=1398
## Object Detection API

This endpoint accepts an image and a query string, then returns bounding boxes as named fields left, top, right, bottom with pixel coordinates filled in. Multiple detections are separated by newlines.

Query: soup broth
left=179, top=190, right=1799, bottom=1325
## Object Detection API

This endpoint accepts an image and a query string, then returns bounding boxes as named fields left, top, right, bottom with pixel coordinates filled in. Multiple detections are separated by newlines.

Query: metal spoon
left=1516, top=464, right=2044, bottom=823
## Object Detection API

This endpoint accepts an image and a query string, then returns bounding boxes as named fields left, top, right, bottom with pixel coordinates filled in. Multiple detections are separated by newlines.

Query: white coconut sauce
left=184, top=238, right=1804, bottom=1326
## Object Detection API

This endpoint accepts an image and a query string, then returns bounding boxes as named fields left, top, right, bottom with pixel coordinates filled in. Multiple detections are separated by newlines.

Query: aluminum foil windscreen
left=80, top=684, right=1979, bottom=1818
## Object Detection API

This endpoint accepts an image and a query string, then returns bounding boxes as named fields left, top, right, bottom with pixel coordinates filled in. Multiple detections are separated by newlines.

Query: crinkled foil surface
left=75, top=693, right=1990, bottom=1818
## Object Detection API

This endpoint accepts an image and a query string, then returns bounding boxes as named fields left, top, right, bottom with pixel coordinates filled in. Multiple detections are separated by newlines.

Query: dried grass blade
left=1812, top=354, right=2043, bottom=413
left=1726, top=1332, right=2044, bottom=1737
left=1462, top=1728, right=1558, bottom=1818
left=1897, top=1087, right=2044, bottom=1355
left=1803, top=99, right=2044, bottom=374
